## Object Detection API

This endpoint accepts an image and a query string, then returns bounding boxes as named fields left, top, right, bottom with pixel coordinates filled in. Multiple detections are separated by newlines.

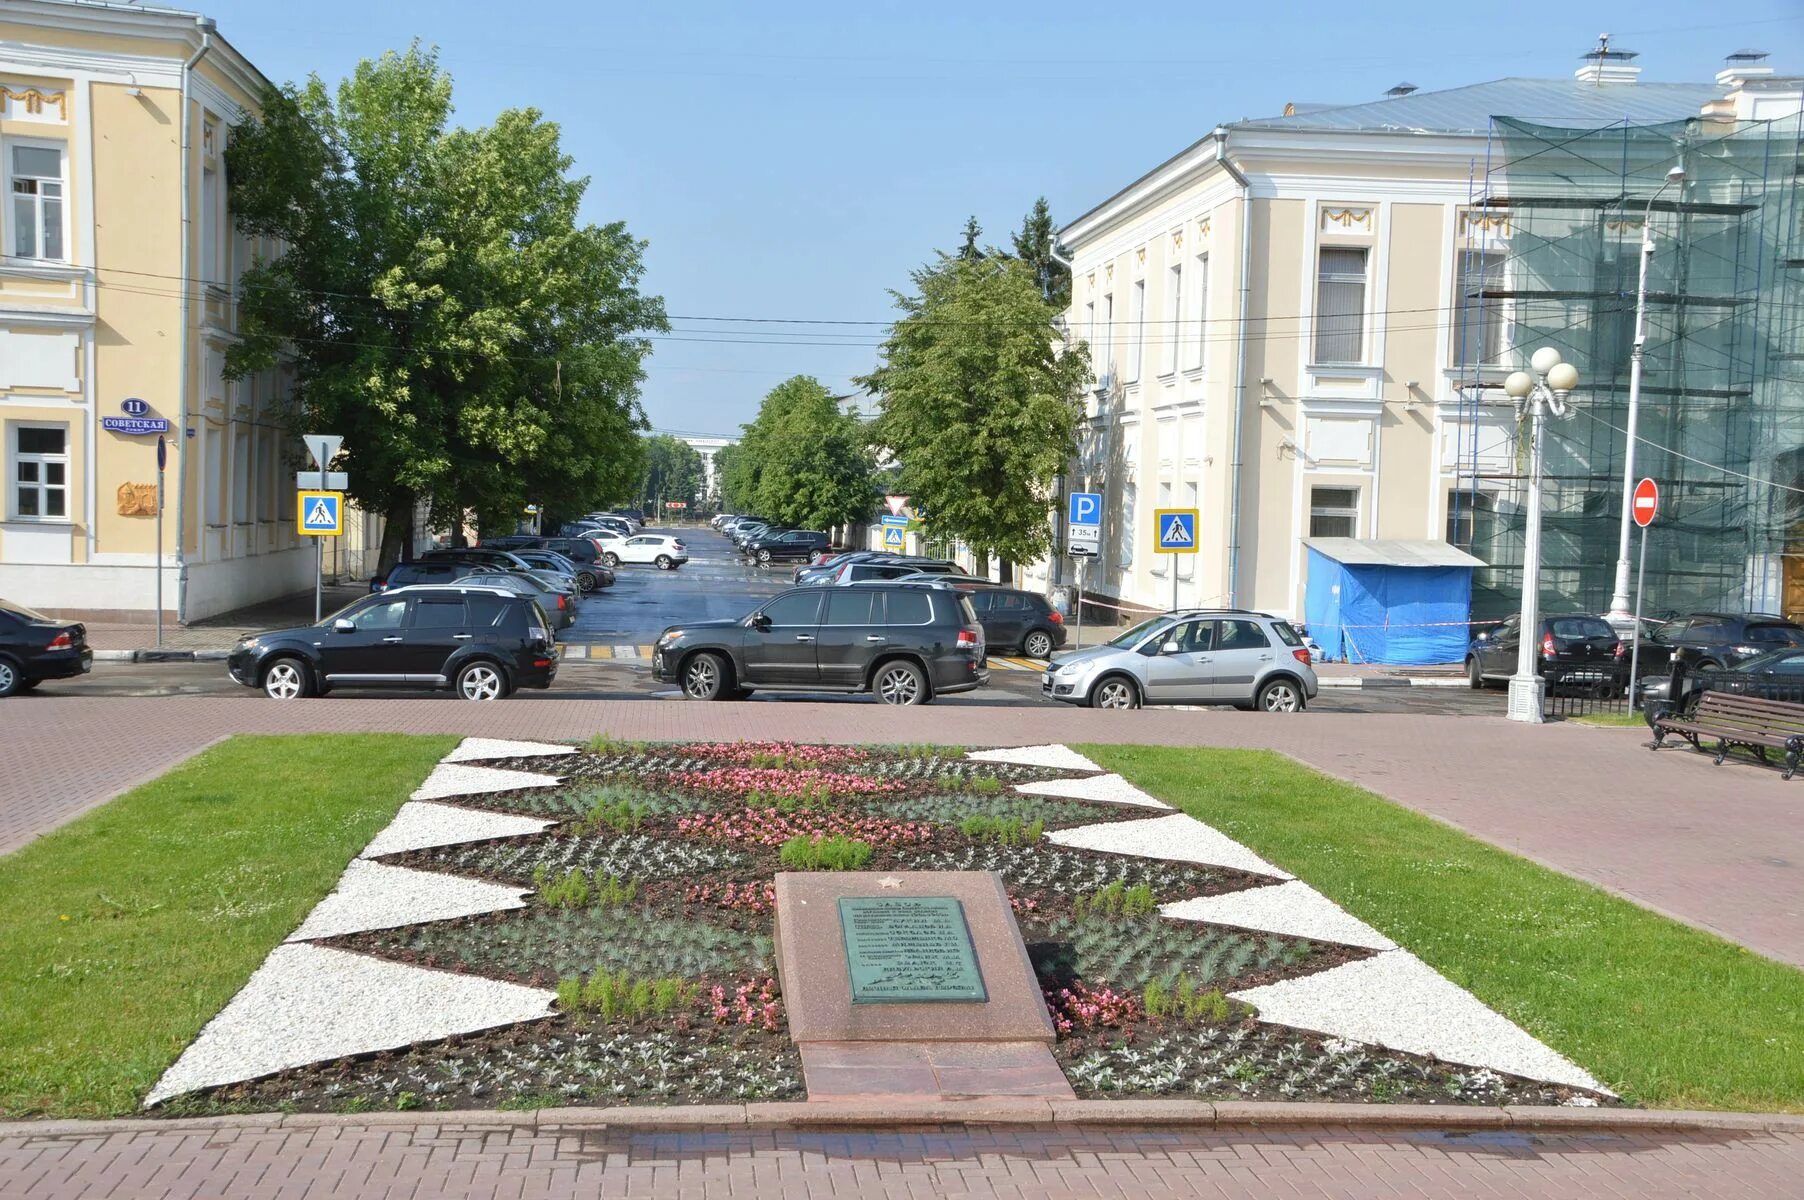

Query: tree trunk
left=375, top=493, right=414, bottom=576
left=999, top=558, right=1014, bottom=586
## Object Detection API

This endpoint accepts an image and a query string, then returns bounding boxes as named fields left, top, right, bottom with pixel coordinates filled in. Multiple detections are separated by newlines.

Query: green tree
left=224, top=44, right=665, bottom=570
left=638, top=434, right=704, bottom=511
left=957, top=216, right=984, bottom=261
left=711, top=443, right=743, bottom=511
left=1011, top=197, right=1070, bottom=310
left=734, top=376, right=878, bottom=530
left=858, top=255, right=1088, bottom=575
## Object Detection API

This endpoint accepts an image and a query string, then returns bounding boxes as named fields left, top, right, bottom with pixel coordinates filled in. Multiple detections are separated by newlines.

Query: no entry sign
left=1632, top=478, right=1659, bottom=528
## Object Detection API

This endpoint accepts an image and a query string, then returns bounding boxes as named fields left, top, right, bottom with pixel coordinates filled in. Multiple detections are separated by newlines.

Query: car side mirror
left=1160, top=640, right=1181, bottom=655
left=751, top=613, right=771, bottom=630
left=333, top=618, right=356, bottom=633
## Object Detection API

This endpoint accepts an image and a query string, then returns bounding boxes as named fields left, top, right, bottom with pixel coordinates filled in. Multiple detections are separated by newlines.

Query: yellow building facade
left=0, top=0, right=312, bottom=622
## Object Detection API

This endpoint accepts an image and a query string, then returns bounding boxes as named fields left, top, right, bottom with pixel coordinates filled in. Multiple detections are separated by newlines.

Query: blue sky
left=199, top=0, right=1804, bottom=437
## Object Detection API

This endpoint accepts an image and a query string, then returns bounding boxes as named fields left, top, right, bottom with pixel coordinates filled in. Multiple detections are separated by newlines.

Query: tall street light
left=1606, top=163, right=1686, bottom=627
left=1504, top=347, right=1581, bottom=724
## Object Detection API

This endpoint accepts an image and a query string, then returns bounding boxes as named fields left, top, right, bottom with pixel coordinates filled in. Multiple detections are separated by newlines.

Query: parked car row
left=1465, top=609, right=1804, bottom=693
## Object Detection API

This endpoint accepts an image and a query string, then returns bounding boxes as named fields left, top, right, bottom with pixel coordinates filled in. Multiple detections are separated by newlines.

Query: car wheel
left=0, top=658, right=20, bottom=698
left=757, top=548, right=772, bottom=564
left=655, top=554, right=675, bottom=570
left=1023, top=630, right=1055, bottom=659
left=576, top=571, right=597, bottom=593
left=873, top=660, right=928, bottom=706
left=682, top=652, right=730, bottom=700
left=456, top=661, right=509, bottom=701
left=1257, top=678, right=1305, bottom=712
left=262, top=657, right=312, bottom=700
left=602, top=552, right=621, bottom=568
left=1090, top=675, right=1140, bottom=709
left=1467, top=656, right=1484, bottom=689
left=1696, top=659, right=1722, bottom=673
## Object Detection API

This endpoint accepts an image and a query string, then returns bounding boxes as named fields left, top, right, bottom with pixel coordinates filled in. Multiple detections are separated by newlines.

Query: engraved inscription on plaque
left=837, top=896, right=987, bottom=1004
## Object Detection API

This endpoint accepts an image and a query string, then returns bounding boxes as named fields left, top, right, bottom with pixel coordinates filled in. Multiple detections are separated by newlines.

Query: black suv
left=1466, top=613, right=1622, bottom=689
left=0, top=597, right=92, bottom=697
left=1638, top=612, right=1804, bottom=674
left=964, top=588, right=1068, bottom=659
left=227, top=584, right=558, bottom=701
left=742, top=529, right=830, bottom=564
left=653, top=582, right=987, bottom=705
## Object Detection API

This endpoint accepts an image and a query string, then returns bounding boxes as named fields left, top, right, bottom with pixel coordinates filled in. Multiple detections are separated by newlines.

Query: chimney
left=1717, top=49, right=1774, bottom=89
left=1385, top=82, right=1418, bottom=98
left=1575, top=33, right=1641, bottom=85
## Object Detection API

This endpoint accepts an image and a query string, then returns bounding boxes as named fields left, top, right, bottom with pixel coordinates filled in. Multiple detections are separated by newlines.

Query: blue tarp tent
left=1302, top=539, right=1486, bottom=666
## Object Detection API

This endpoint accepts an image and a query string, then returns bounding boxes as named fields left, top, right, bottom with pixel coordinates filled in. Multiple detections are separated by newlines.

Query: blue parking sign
left=1067, top=492, right=1102, bottom=527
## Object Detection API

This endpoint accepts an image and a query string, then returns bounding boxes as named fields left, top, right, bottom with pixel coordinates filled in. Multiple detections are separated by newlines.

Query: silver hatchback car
left=1042, top=610, right=1318, bottom=711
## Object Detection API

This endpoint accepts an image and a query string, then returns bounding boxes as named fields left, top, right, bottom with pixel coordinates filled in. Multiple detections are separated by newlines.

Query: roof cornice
left=1061, top=130, right=1229, bottom=247
left=0, top=0, right=271, bottom=103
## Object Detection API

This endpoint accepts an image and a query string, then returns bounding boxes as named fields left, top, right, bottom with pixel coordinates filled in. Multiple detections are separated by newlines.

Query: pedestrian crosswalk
left=557, top=644, right=1049, bottom=672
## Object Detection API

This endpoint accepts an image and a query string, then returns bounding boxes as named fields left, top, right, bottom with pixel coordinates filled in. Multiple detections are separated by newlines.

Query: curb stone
left=1315, top=676, right=1467, bottom=689
left=8, top=1103, right=1802, bottom=1139
left=92, top=649, right=232, bottom=663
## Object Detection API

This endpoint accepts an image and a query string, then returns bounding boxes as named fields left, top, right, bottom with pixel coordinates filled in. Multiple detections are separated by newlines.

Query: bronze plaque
left=838, top=895, right=987, bottom=1004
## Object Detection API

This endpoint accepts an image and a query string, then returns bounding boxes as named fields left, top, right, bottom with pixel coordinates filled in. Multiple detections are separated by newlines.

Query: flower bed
left=156, top=738, right=1612, bottom=1114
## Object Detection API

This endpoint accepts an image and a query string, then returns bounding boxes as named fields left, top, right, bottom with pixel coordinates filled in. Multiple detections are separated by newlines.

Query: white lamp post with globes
left=1503, top=347, right=1581, bottom=723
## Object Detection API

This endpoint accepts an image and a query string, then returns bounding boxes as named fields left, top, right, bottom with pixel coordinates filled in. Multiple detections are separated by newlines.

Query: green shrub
left=581, top=793, right=647, bottom=835
left=586, top=733, right=651, bottom=757
left=965, top=775, right=1004, bottom=796
left=532, top=865, right=637, bottom=908
left=1143, top=976, right=1236, bottom=1023
left=557, top=968, right=698, bottom=1022
left=958, top=815, right=1045, bottom=846
left=1073, top=880, right=1157, bottom=919
left=778, top=834, right=873, bottom=871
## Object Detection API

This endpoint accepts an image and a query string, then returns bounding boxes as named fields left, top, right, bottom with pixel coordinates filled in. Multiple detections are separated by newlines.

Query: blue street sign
left=1154, top=508, right=1199, bottom=554
left=298, top=490, right=344, bottom=536
left=121, top=397, right=150, bottom=416
left=1067, top=492, right=1102, bottom=526
left=101, top=416, right=172, bottom=435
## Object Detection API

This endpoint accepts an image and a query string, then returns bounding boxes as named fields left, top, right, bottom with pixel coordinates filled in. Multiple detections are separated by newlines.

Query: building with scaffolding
left=1452, top=53, right=1804, bottom=622
left=1032, top=40, right=1803, bottom=652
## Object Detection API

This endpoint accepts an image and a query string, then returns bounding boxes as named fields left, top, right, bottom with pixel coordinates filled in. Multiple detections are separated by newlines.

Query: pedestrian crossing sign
left=1153, top=507, right=1198, bottom=554
left=297, top=490, right=343, bottom=536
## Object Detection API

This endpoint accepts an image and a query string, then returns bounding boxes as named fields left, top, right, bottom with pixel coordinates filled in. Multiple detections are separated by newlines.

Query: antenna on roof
left=1577, top=33, right=1641, bottom=87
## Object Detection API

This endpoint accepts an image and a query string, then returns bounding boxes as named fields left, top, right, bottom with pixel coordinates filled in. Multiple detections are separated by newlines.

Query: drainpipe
left=1215, top=133, right=1252, bottom=608
left=174, top=17, right=214, bottom=624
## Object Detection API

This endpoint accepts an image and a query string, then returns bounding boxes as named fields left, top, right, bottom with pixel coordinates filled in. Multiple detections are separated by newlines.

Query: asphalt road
left=562, top=525, right=790, bottom=644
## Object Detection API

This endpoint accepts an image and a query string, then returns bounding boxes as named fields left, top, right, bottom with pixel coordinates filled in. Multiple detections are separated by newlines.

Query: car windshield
left=1734, top=649, right=1804, bottom=673
left=322, top=594, right=377, bottom=624
left=1108, top=617, right=1174, bottom=648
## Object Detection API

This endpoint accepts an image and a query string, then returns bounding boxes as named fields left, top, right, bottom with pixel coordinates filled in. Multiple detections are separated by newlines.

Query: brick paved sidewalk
left=3, top=1118, right=1799, bottom=1199
left=4, top=697, right=1798, bottom=966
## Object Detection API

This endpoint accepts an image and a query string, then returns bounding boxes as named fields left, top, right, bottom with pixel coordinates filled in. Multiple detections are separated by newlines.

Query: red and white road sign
left=1632, top=478, right=1659, bottom=528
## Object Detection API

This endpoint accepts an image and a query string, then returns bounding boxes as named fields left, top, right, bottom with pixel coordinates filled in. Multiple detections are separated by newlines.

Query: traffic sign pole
left=1627, top=478, right=1658, bottom=709
left=315, top=533, right=323, bottom=623
left=155, top=435, right=167, bottom=648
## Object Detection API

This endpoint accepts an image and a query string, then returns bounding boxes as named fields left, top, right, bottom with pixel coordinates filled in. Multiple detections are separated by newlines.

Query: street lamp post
left=1504, top=347, right=1581, bottom=724
left=1606, top=164, right=1685, bottom=627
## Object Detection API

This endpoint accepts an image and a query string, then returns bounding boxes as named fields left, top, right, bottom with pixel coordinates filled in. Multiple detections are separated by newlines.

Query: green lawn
left=1081, top=745, right=1804, bottom=1112
left=0, top=734, right=455, bottom=1117
left=1568, top=711, right=1649, bottom=727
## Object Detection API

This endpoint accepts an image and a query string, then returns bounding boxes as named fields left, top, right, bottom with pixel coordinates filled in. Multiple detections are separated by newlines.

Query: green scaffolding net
left=1449, top=110, right=1804, bottom=622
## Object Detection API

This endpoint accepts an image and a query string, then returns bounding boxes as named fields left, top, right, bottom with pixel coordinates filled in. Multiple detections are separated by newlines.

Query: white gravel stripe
left=444, top=737, right=578, bottom=763
left=286, top=860, right=531, bottom=943
left=1230, top=950, right=1607, bottom=1094
left=1014, top=773, right=1171, bottom=811
left=1161, top=880, right=1395, bottom=950
left=411, top=762, right=562, bottom=802
left=145, top=944, right=555, bottom=1106
left=359, top=802, right=552, bottom=860
left=967, top=744, right=1103, bottom=773
left=1046, top=812, right=1292, bottom=880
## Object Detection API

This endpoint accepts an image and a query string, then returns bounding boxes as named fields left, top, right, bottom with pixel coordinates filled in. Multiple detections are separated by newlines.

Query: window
left=231, top=427, right=252, bottom=523
left=1084, top=300, right=1096, bottom=365
left=964, top=591, right=993, bottom=613
left=205, top=426, right=226, bottom=525
left=885, top=590, right=932, bottom=625
left=1189, top=253, right=1209, bottom=371
left=256, top=429, right=275, bottom=520
left=1446, top=490, right=1495, bottom=548
left=1119, top=481, right=1135, bottom=567
left=410, top=597, right=468, bottom=628
left=1747, top=624, right=1804, bottom=646
left=11, top=423, right=67, bottom=519
left=1314, top=247, right=1368, bottom=363
left=1309, top=487, right=1359, bottom=538
left=1216, top=619, right=1271, bottom=650
left=824, top=591, right=877, bottom=625
left=1181, top=482, right=1199, bottom=578
left=466, top=593, right=509, bottom=627
left=353, top=598, right=409, bottom=630
left=1453, top=249, right=1506, bottom=365
left=1161, top=262, right=1182, bottom=374
left=1126, top=278, right=1145, bottom=382
left=9, top=144, right=64, bottom=261
left=1767, top=652, right=1804, bottom=674
left=1166, top=620, right=1213, bottom=653
left=1101, top=292, right=1114, bottom=378
left=757, top=591, right=821, bottom=627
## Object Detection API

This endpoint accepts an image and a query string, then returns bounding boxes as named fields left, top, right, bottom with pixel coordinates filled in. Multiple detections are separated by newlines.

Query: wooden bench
left=1650, top=691, right=1804, bottom=779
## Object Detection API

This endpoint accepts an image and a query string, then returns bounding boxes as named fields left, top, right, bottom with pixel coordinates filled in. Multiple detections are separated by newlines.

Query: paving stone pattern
left=2, top=1119, right=1800, bottom=1199
left=3, top=697, right=1801, bottom=968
